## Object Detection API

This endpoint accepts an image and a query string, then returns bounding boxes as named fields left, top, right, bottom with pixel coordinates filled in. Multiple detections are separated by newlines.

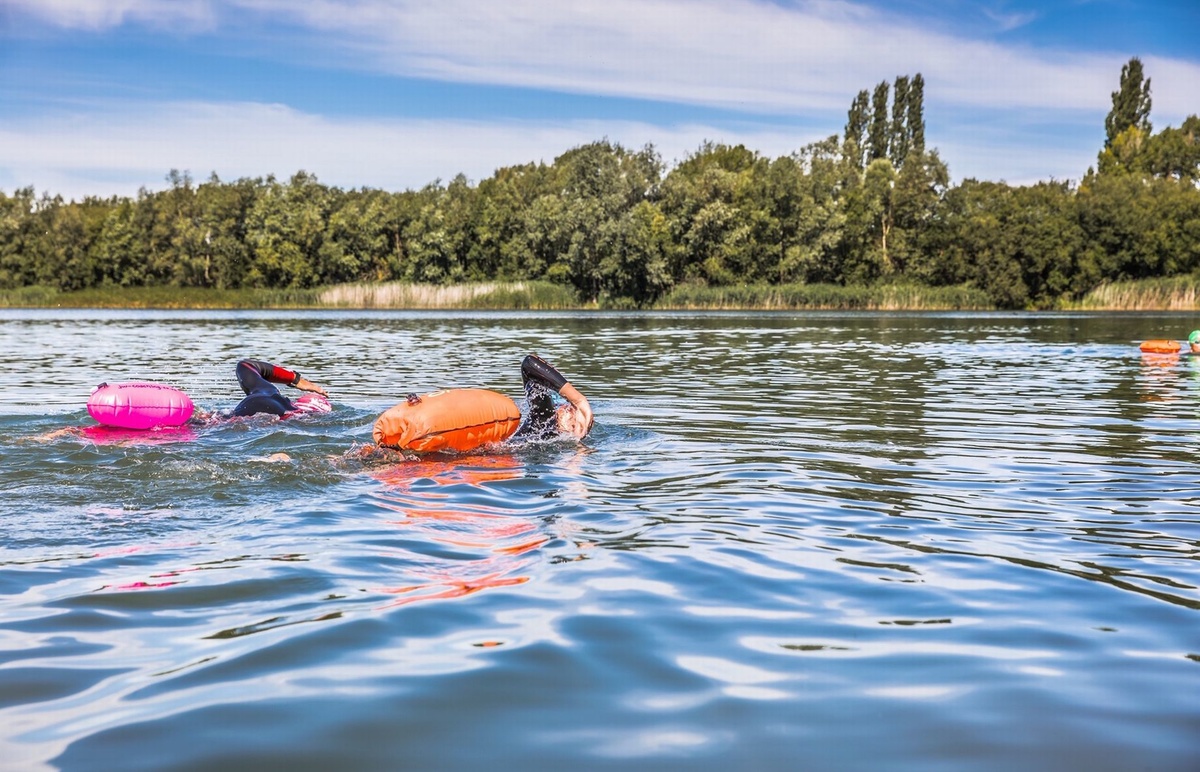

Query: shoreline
left=1, top=279, right=1197, bottom=313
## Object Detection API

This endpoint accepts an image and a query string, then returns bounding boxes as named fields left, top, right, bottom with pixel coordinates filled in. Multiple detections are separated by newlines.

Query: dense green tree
left=1142, top=115, right=1200, bottom=182
left=319, top=189, right=390, bottom=285
left=776, top=137, right=845, bottom=284
left=836, top=157, right=898, bottom=283
left=920, top=179, right=1030, bottom=307
left=534, top=141, right=661, bottom=299
left=889, top=149, right=950, bottom=278
left=0, top=188, right=37, bottom=288
left=244, top=171, right=331, bottom=288
left=24, top=194, right=109, bottom=290
left=1077, top=172, right=1200, bottom=282
left=475, top=161, right=555, bottom=280
left=195, top=174, right=260, bottom=289
left=598, top=200, right=671, bottom=306
left=402, top=174, right=485, bottom=284
left=92, top=200, right=148, bottom=287
left=659, top=142, right=762, bottom=287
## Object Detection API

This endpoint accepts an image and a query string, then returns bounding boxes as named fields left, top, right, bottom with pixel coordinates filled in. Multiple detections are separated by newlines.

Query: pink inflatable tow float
left=87, top=382, right=194, bottom=430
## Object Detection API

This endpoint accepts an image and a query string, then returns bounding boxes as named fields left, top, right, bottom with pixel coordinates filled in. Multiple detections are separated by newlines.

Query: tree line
left=1, top=59, right=1197, bottom=309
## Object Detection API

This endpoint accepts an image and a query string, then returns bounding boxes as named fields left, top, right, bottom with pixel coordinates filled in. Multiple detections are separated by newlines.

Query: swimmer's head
left=555, top=404, right=591, bottom=439
left=286, top=393, right=332, bottom=417
left=1189, top=330, right=1200, bottom=346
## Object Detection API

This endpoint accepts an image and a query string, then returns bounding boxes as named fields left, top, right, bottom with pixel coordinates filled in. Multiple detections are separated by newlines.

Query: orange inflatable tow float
left=1139, top=339, right=1181, bottom=354
left=373, top=389, right=521, bottom=453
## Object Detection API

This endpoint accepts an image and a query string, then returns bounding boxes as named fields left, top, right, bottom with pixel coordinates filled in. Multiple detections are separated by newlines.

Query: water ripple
left=0, top=311, right=1197, bottom=771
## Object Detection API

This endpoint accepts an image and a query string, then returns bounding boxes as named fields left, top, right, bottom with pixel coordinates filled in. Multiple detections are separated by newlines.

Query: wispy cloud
left=981, top=4, right=1039, bottom=33
left=11, top=0, right=1199, bottom=118
left=6, top=0, right=216, bottom=31
left=233, top=0, right=1115, bottom=113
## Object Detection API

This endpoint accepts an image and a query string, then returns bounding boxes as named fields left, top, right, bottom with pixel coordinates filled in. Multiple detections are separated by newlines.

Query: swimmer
left=1190, top=331, right=1200, bottom=354
left=514, top=354, right=593, bottom=440
left=230, top=359, right=329, bottom=418
left=359, top=353, right=592, bottom=460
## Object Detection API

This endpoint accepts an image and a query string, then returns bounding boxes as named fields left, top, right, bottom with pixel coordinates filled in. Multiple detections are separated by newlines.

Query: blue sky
left=2, top=0, right=1197, bottom=201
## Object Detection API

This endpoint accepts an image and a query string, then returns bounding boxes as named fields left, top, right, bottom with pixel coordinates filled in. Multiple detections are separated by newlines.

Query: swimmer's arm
left=523, top=354, right=594, bottom=437
left=241, top=359, right=296, bottom=385
left=29, top=426, right=83, bottom=442
left=243, top=359, right=328, bottom=396
left=293, top=377, right=328, bottom=397
left=559, top=382, right=594, bottom=437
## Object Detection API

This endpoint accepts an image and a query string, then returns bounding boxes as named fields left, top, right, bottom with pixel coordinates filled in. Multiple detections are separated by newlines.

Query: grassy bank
left=0, top=285, right=323, bottom=309
left=2, top=276, right=1196, bottom=311
left=1069, top=276, right=1200, bottom=311
left=0, top=282, right=578, bottom=310
left=652, top=282, right=992, bottom=310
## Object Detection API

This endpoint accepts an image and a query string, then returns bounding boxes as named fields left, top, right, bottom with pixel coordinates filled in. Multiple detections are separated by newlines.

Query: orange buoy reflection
left=370, top=454, right=545, bottom=609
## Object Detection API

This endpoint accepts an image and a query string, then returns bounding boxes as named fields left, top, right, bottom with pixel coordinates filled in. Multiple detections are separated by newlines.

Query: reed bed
left=0, top=286, right=61, bottom=307
left=654, top=283, right=992, bottom=311
left=317, top=281, right=580, bottom=309
left=1072, top=277, right=1200, bottom=311
left=13, top=277, right=1198, bottom=312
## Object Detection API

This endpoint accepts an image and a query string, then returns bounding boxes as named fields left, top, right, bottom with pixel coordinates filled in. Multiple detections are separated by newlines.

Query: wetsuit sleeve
left=239, top=359, right=301, bottom=387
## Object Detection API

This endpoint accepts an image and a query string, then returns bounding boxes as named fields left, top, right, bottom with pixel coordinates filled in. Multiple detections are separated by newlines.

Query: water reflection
left=356, top=448, right=599, bottom=613
left=369, top=455, right=542, bottom=609
left=1, top=310, right=1198, bottom=771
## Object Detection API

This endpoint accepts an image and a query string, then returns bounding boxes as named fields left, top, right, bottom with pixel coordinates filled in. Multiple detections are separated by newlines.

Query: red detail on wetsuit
left=270, top=365, right=299, bottom=385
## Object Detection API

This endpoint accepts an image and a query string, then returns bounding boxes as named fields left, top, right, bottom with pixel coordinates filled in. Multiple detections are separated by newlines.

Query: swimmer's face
left=556, top=404, right=590, bottom=439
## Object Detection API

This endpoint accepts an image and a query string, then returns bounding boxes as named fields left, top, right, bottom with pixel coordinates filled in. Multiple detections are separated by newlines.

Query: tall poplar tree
left=844, top=89, right=870, bottom=169
left=907, top=73, right=925, bottom=155
left=1105, top=57, right=1152, bottom=148
left=890, top=75, right=911, bottom=168
left=868, top=81, right=890, bottom=161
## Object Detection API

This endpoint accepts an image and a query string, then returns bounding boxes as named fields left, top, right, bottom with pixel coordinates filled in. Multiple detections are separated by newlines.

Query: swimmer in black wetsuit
left=233, top=359, right=328, bottom=418
left=514, top=354, right=593, bottom=439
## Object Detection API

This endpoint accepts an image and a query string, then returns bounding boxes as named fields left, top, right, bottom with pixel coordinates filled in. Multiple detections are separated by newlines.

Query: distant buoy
left=1139, top=340, right=1181, bottom=354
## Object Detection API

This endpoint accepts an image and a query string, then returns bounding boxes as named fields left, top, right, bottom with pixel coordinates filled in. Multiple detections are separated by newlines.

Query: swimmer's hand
left=295, top=377, right=328, bottom=397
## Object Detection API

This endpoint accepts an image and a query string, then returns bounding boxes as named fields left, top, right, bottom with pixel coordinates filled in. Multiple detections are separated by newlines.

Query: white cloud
left=0, top=99, right=1100, bottom=200
left=0, top=101, right=820, bottom=200
left=2, top=0, right=1194, bottom=197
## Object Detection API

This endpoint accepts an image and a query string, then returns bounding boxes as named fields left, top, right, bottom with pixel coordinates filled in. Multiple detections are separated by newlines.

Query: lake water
left=0, top=309, right=1197, bottom=771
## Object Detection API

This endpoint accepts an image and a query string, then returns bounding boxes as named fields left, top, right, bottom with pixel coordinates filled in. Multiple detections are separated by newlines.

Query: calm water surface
left=0, top=310, right=1197, bottom=771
